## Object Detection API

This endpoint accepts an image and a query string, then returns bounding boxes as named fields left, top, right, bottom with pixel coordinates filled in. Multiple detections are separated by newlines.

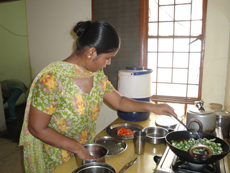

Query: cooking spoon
left=172, top=115, right=203, bottom=140
left=171, top=115, right=190, bottom=131
left=171, top=115, right=208, bottom=155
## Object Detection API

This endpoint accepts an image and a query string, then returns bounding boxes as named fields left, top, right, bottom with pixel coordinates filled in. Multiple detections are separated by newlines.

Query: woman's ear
left=87, top=47, right=97, bottom=59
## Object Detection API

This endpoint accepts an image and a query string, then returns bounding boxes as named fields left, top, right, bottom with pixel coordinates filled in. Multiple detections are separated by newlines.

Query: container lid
left=126, top=66, right=144, bottom=71
left=190, top=100, right=215, bottom=115
left=188, top=107, right=214, bottom=115
left=216, top=111, right=230, bottom=118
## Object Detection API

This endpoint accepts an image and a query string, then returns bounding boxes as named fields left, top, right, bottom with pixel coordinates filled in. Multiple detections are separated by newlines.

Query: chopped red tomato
left=117, top=127, right=134, bottom=136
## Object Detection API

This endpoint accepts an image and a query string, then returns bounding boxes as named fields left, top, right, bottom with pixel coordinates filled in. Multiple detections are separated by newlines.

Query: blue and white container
left=117, top=66, right=152, bottom=121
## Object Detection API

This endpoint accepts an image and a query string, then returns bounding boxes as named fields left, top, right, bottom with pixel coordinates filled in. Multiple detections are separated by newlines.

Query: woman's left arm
left=103, top=90, right=177, bottom=117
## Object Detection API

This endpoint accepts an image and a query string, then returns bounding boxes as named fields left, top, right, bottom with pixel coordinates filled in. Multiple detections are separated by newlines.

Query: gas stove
left=154, top=123, right=229, bottom=173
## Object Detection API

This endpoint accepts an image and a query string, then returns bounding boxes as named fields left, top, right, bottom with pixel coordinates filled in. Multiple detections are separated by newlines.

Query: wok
left=165, top=130, right=230, bottom=164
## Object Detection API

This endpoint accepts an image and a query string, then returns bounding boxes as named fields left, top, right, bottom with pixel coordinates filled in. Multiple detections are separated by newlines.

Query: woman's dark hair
left=74, top=21, right=120, bottom=55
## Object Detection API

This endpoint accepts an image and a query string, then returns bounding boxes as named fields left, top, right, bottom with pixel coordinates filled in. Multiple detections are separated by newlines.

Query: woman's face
left=89, top=50, right=118, bottom=72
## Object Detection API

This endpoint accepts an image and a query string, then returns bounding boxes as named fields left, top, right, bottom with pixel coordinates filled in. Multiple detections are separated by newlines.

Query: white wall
left=96, top=104, right=117, bottom=134
left=225, top=30, right=230, bottom=112
left=26, top=0, right=92, bottom=78
left=26, top=0, right=117, bottom=134
left=202, top=0, right=230, bottom=108
left=219, top=0, right=230, bottom=112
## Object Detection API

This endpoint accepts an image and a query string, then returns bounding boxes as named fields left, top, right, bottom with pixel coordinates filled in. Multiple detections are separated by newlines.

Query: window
left=141, top=0, right=207, bottom=114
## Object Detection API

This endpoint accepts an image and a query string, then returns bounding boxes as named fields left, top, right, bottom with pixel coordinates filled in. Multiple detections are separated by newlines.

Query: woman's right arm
left=28, top=105, right=95, bottom=160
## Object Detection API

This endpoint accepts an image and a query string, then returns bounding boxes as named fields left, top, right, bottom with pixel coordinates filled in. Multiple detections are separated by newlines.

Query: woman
left=19, top=21, right=176, bottom=173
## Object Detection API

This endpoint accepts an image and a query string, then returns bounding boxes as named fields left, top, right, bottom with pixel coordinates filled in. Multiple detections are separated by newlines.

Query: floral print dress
left=19, top=61, right=115, bottom=173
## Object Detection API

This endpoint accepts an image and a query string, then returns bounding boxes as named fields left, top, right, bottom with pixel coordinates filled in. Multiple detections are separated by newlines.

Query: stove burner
left=173, top=159, right=216, bottom=173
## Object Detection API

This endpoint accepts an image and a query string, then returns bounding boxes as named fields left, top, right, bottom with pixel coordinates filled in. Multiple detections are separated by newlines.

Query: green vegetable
left=171, top=138, right=223, bottom=155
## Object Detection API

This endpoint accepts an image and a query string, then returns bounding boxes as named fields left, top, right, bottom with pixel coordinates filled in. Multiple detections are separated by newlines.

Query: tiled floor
left=0, top=104, right=26, bottom=172
left=0, top=138, right=25, bottom=173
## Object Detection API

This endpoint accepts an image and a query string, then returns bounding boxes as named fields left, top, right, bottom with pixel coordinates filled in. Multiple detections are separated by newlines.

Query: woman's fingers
left=163, top=107, right=177, bottom=117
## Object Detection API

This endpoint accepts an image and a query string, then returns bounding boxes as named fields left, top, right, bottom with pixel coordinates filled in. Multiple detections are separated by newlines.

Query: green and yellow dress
left=19, top=61, right=114, bottom=173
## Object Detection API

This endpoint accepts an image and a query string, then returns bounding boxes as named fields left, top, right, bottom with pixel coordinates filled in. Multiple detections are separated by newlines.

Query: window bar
left=185, top=0, right=193, bottom=108
left=172, top=0, right=175, bottom=85
left=155, top=0, right=160, bottom=96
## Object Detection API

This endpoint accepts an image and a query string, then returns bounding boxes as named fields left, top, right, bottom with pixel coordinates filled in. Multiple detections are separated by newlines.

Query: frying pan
left=165, top=130, right=230, bottom=164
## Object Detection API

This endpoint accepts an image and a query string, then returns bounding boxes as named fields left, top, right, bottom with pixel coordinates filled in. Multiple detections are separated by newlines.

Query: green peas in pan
left=171, top=138, right=223, bottom=155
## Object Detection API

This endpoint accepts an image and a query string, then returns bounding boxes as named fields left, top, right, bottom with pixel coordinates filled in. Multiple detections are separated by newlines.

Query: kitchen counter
left=52, top=113, right=230, bottom=173
left=52, top=113, right=165, bottom=173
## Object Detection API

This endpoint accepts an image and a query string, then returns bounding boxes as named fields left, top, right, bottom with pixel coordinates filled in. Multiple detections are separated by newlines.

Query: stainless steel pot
left=186, top=100, right=216, bottom=134
left=216, top=110, right=230, bottom=138
left=75, top=144, right=108, bottom=166
left=142, top=126, right=169, bottom=144
left=73, top=162, right=116, bottom=173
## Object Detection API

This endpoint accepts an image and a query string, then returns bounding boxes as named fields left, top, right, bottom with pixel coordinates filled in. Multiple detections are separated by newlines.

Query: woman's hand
left=151, top=103, right=177, bottom=117
left=75, top=146, right=96, bottom=160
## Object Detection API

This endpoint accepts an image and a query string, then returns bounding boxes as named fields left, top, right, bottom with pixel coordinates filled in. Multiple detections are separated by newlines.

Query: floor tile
left=0, top=148, right=25, bottom=173
left=0, top=138, right=21, bottom=160
left=0, top=138, right=25, bottom=173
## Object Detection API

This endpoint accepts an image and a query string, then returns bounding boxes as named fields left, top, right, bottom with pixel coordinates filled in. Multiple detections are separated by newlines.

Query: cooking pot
left=165, top=130, right=230, bottom=164
left=73, top=162, right=116, bottom=173
left=75, top=144, right=108, bottom=166
left=142, top=126, right=171, bottom=144
left=216, top=110, right=230, bottom=138
left=186, top=100, right=216, bottom=134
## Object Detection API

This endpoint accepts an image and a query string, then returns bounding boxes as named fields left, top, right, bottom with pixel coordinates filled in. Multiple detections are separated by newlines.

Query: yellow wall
left=0, top=0, right=31, bottom=131
left=0, top=0, right=31, bottom=105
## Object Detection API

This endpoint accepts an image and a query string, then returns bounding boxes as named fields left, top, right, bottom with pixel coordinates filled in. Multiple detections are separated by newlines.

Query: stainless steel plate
left=94, top=136, right=127, bottom=156
left=106, top=123, right=144, bottom=139
left=155, top=115, right=178, bottom=130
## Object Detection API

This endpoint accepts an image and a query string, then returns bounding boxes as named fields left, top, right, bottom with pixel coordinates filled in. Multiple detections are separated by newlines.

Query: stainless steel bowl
left=73, top=162, right=116, bottom=173
left=142, top=126, right=168, bottom=144
left=75, top=144, right=109, bottom=166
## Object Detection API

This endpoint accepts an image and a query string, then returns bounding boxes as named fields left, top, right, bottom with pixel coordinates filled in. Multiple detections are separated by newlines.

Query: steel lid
left=216, top=111, right=230, bottom=119
left=188, top=107, right=214, bottom=115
